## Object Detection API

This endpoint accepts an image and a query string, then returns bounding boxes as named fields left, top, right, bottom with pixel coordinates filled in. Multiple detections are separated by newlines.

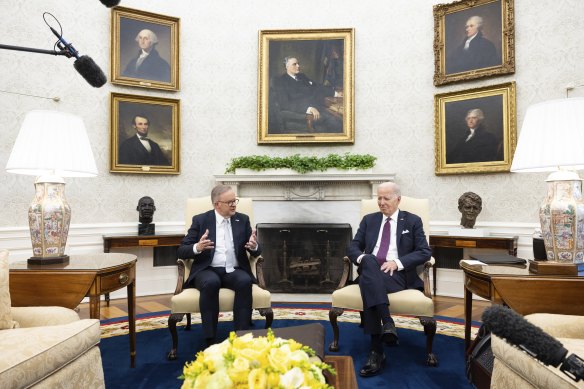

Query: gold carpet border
left=101, top=308, right=476, bottom=340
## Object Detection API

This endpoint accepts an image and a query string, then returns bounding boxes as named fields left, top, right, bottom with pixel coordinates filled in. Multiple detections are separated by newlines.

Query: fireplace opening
left=256, top=223, right=352, bottom=293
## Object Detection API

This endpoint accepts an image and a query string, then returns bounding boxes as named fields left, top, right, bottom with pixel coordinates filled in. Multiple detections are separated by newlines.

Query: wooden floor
left=77, top=294, right=491, bottom=322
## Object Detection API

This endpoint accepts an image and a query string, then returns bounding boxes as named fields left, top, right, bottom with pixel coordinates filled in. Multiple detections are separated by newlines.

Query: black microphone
left=99, top=0, right=121, bottom=7
left=49, top=27, right=107, bottom=88
left=482, top=305, right=584, bottom=382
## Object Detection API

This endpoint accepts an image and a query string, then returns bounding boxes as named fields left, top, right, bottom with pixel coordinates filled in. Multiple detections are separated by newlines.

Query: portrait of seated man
left=119, top=114, right=171, bottom=166
left=446, top=108, right=501, bottom=164
left=122, top=29, right=171, bottom=82
left=446, top=15, right=500, bottom=74
left=269, top=56, right=343, bottom=134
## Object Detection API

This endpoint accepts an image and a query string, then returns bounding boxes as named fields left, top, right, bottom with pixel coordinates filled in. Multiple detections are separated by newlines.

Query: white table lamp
left=511, top=97, right=584, bottom=265
left=6, top=110, right=98, bottom=264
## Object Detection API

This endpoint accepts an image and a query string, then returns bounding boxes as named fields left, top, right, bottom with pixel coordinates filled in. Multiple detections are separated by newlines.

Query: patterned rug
left=100, top=305, right=476, bottom=340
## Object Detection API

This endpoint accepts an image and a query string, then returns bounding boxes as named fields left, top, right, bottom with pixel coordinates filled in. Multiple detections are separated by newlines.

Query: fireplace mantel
left=214, top=170, right=395, bottom=201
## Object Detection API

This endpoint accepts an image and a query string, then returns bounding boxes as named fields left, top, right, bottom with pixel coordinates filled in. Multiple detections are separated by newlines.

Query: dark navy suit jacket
left=347, top=210, right=431, bottom=290
left=177, top=210, right=260, bottom=287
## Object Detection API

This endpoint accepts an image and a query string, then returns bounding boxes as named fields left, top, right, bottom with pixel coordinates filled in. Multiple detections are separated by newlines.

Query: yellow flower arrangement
left=180, top=329, right=335, bottom=389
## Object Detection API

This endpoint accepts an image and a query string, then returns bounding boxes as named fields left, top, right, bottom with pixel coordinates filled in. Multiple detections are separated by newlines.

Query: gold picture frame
left=111, top=6, right=180, bottom=91
left=434, top=82, right=516, bottom=175
left=110, top=92, right=180, bottom=174
left=258, top=28, right=354, bottom=144
left=433, top=0, right=515, bottom=86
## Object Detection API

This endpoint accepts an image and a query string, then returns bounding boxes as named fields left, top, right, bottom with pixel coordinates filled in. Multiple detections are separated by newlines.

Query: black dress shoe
left=359, top=350, right=386, bottom=377
left=382, top=322, right=399, bottom=346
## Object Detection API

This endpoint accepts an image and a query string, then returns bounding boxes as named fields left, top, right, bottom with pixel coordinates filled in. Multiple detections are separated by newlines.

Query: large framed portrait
left=110, top=7, right=180, bottom=91
left=258, top=28, right=354, bottom=144
left=434, top=82, right=516, bottom=175
left=110, top=92, right=180, bottom=174
left=433, top=0, right=515, bottom=86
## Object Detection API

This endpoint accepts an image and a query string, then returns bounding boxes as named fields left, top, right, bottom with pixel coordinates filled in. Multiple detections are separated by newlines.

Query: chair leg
left=258, top=307, right=274, bottom=329
left=358, top=310, right=364, bottom=328
left=167, top=313, right=185, bottom=361
left=419, top=316, right=438, bottom=367
left=328, top=307, right=345, bottom=352
left=186, top=313, right=192, bottom=330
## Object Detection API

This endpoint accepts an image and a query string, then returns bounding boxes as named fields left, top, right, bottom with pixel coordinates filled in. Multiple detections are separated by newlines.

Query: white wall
left=1, top=1, right=582, bottom=282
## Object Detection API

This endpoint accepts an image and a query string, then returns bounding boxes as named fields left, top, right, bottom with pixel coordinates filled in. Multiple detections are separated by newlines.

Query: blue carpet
left=100, top=314, right=472, bottom=388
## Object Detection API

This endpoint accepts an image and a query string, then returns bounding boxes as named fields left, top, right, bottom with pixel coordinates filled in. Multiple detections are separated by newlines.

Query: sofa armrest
left=526, top=313, right=584, bottom=339
left=11, top=306, right=80, bottom=328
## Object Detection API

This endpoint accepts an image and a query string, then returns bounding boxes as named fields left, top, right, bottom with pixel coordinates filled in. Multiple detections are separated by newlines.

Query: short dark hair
left=458, top=192, right=482, bottom=209
left=132, top=115, right=149, bottom=126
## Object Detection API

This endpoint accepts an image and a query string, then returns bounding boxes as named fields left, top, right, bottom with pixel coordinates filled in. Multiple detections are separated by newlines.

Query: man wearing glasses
left=178, top=184, right=260, bottom=346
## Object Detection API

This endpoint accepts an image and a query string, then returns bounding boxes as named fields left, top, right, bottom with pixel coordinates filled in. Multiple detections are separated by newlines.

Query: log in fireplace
left=257, top=223, right=352, bottom=293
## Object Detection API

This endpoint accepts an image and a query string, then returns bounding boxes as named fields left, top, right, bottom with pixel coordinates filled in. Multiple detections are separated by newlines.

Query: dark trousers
left=194, top=266, right=253, bottom=339
left=358, top=255, right=406, bottom=335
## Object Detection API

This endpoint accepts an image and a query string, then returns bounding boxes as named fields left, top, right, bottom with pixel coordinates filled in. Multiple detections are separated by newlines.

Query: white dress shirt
left=357, top=209, right=404, bottom=270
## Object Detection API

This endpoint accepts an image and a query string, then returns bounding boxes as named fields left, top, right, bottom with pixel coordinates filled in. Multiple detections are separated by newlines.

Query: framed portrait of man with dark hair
left=258, top=28, right=354, bottom=144
left=111, top=7, right=180, bottom=91
left=433, top=0, right=515, bottom=86
left=434, top=82, right=516, bottom=175
left=110, top=92, right=180, bottom=174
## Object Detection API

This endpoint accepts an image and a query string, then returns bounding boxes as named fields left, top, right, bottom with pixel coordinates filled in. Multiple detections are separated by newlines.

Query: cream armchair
left=167, top=197, right=273, bottom=360
left=0, top=250, right=105, bottom=388
left=491, top=313, right=584, bottom=388
left=328, top=197, right=438, bottom=366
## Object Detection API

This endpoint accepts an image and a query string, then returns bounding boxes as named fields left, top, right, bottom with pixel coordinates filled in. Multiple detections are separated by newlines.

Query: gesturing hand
left=196, top=229, right=214, bottom=252
left=245, top=229, right=258, bottom=251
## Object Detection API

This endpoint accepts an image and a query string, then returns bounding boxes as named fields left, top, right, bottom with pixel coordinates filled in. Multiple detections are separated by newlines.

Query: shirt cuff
left=193, top=244, right=200, bottom=255
left=393, top=258, right=404, bottom=270
left=356, top=254, right=365, bottom=264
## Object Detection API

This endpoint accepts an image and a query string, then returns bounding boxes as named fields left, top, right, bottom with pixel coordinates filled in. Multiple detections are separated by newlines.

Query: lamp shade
left=511, top=97, right=584, bottom=173
left=6, top=110, right=98, bottom=177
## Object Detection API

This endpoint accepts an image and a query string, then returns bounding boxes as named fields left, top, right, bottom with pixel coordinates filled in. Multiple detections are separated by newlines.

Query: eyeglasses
left=216, top=198, right=239, bottom=206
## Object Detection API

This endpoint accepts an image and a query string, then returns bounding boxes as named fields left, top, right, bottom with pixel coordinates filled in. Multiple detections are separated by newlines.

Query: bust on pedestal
left=137, top=196, right=156, bottom=235
left=448, top=192, right=485, bottom=237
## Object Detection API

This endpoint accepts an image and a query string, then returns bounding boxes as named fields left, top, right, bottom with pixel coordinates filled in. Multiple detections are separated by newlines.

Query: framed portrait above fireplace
left=257, top=28, right=354, bottom=144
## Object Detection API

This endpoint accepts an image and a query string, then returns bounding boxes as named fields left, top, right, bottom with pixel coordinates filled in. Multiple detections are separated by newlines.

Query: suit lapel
left=230, top=213, right=243, bottom=256
left=396, top=210, right=406, bottom=248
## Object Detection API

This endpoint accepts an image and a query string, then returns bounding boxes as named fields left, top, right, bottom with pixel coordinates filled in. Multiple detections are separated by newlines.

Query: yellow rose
left=193, top=370, right=211, bottom=389
left=248, top=368, right=268, bottom=389
left=206, top=370, right=233, bottom=389
left=279, top=367, right=305, bottom=388
left=268, top=346, right=291, bottom=372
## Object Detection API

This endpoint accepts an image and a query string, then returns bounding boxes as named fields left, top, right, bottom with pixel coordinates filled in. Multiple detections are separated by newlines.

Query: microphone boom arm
left=0, top=43, right=74, bottom=58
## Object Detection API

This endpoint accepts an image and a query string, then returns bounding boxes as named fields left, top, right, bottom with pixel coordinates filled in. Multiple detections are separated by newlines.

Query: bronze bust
left=458, top=192, right=482, bottom=229
left=137, top=196, right=156, bottom=235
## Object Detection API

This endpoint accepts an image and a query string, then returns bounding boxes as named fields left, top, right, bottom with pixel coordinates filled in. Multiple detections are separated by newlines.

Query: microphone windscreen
left=482, top=305, right=567, bottom=367
left=99, top=0, right=121, bottom=7
left=74, top=56, right=107, bottom=88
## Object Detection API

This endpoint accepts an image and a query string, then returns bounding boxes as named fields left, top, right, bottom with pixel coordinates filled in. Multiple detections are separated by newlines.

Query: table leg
left=433, top=263, right=437, bottom=297
left=89, top=295, right=100, bottom=319
left=464, top=280, right=472, bottom=351
left=128, top=279, right=136, bottom=368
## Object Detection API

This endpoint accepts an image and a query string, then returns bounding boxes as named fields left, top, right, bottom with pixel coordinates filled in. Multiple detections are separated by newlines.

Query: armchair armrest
left=422, top=259, right=434, bottom=298
left=526, top=313, right=584, bottom=339
left=173, top=258, right=189, bottom=295
left=252, top=255, right=267, bottom=289
left=11, top=306, right=80, bottom=328
left=335, top=256, right=352, bottom=289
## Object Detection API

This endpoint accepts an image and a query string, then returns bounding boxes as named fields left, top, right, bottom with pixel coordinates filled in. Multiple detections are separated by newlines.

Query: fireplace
left=257, top=223, right=352, bottom=293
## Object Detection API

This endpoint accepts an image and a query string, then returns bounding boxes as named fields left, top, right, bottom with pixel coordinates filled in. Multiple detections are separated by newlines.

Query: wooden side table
left=9, top=253, right=138, bottom=367
left=429, top=235, right=518, bottom=296
left=323, top=355, right=358, bottom=389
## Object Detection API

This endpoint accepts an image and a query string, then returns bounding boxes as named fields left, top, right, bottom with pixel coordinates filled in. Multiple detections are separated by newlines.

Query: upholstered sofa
left=0, top=250, right=105, bottom=388
left=491, top=313, right=584, bottom=389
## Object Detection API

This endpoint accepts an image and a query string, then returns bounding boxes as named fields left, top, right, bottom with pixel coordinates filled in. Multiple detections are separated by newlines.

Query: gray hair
left=283, top=56, right=296, bottom=67
left=467, top=16, right=484, bottom=30
left=378, top=182, right=401, bottom=197
left=211, top=184, right=233, bottom=204
left=466, top=108, right=485, bottom=121
left=135, top=29, right=159, bottom=44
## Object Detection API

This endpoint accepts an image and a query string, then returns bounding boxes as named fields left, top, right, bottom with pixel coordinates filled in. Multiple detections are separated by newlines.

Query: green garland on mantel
left=225, top=153, right=377, bottom=174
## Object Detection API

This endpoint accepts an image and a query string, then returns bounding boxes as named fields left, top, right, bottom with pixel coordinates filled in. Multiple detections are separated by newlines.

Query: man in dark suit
left=272, top=56, right=343, bottom=133
left=347, top=182, right=432, bottom=377
left=447, top=15, right=500, bottom=74
left=177, top=185, right=260, bottom=345
left=122, top=29, right=170, bottom=82
left=118, top=115, right=170, bottom=166
left=447, top=108, right=501, bottom=164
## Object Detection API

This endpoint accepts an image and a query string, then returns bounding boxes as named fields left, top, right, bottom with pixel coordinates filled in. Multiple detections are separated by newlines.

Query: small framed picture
left=433, top=0, right=515, bottom=86
left=434, top=82, right=516, bottom=175
left=111, top=6, right=180, bottom=91
left=258, top=28, right=354, bottom=144
left=110, top=92, right=180, bottom=174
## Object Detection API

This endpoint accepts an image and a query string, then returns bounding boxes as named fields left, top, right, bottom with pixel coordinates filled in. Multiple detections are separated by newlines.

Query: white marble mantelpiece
left=214, top=170, right=396, bottom=201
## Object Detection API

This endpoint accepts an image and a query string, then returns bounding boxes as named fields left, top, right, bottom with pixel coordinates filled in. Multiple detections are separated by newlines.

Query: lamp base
left=529, top=260, right=584, bottom=275
left=27, top=255, right=70, bottom=266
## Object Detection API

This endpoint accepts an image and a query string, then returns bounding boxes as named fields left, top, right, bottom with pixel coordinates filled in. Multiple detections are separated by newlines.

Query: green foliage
left=225, top=153, right=376, bottom=174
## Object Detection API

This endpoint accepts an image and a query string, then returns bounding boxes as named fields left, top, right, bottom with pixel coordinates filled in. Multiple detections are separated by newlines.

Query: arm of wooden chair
left=173, top=258, right=188, bottom=295
left=422, top=259, right=434, bottom=298
left=251, top=255, right=267, bottom=289
left=334, top=256, right=352, bottom=289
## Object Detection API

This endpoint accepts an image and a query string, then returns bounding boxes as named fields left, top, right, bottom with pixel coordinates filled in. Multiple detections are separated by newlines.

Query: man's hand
left=381, top=260, right=398, bottom=276
left=307, top=106, right=321, bottom=120
left=196, top=229, right=214, bottom=251
left=245, top=229, right=258, bottom=251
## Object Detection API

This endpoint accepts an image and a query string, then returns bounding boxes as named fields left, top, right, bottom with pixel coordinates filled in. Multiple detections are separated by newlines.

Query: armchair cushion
left=171, top=284, right=272, bottom=313
left=0, top=250, right=18, bottom=330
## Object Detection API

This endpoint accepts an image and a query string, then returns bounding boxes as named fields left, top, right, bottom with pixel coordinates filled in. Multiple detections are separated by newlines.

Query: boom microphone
left=482, top=305, right=584, bottom=382
left=99, top=0, right=121, bottom=7
left=49, top=27, right=107, bottom=88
